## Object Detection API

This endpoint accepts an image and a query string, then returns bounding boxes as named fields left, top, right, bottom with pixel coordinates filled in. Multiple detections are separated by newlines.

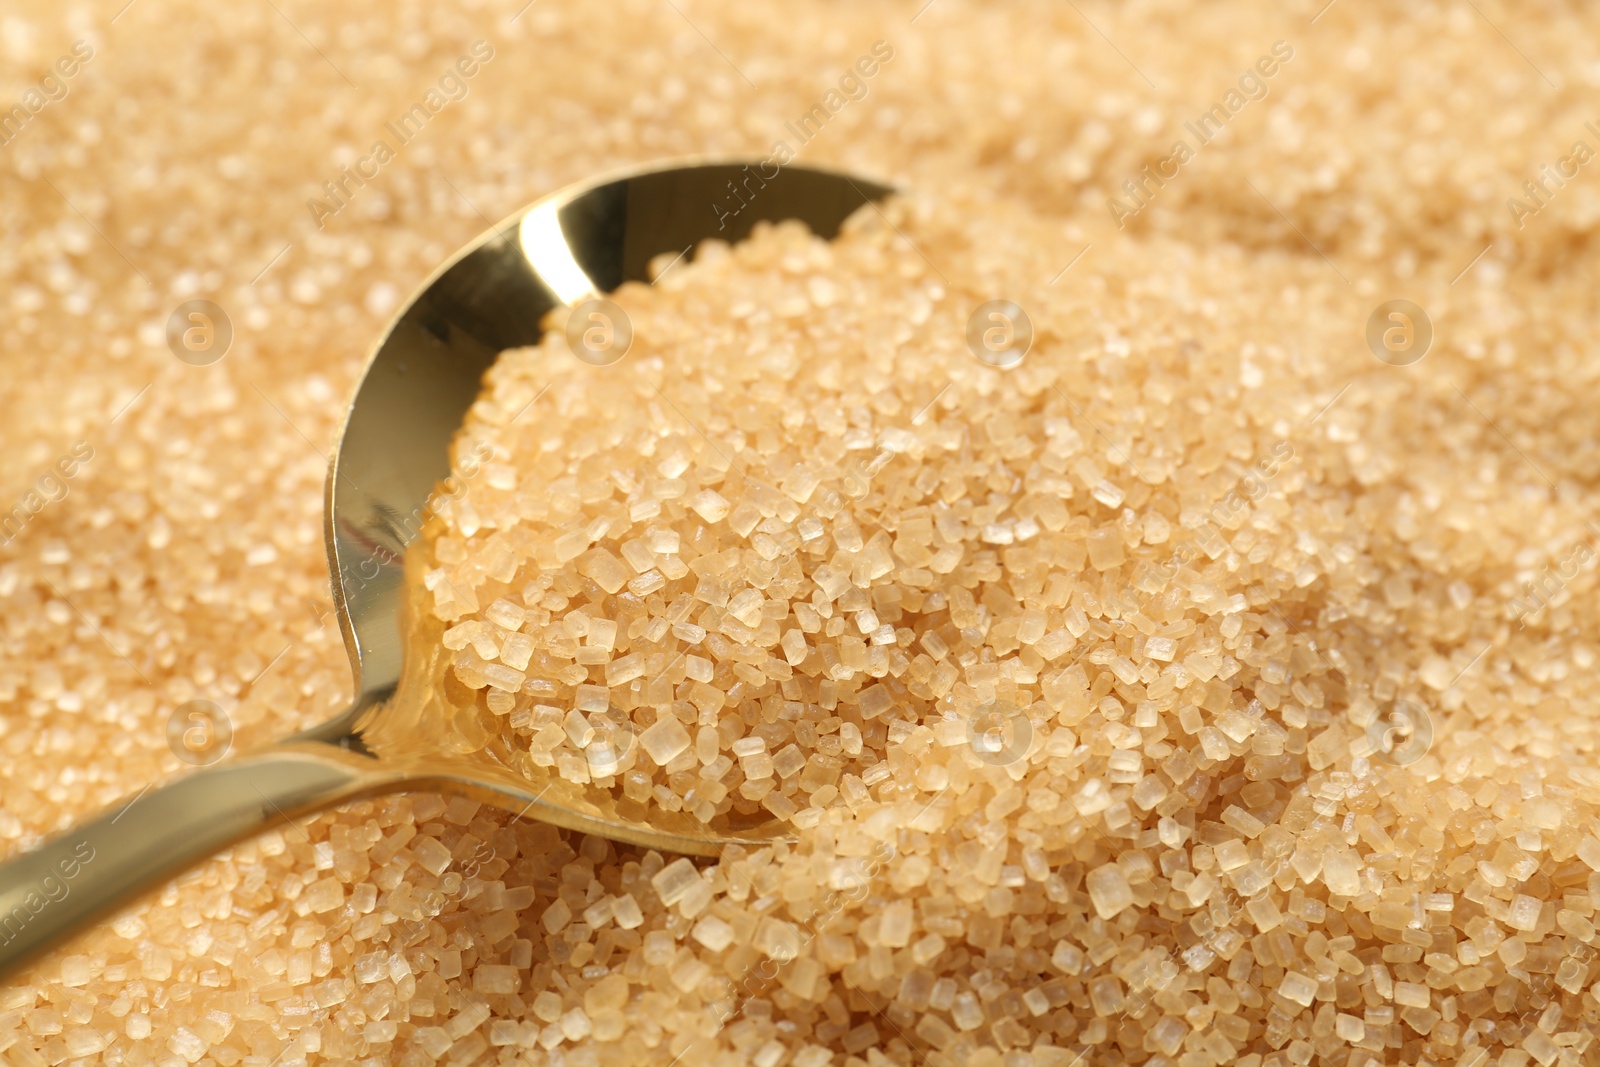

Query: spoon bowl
left=0, top=160, right=893, bottom=981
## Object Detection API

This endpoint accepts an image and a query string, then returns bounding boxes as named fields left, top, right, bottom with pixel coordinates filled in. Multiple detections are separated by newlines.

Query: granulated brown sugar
left=5, top=2, right=1600, bottom=1066
left=399, top=184, right=1600, bottom=1066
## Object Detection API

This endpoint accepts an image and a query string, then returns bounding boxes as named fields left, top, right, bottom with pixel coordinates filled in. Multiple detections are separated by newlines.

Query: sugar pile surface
left=396, top=190, right=1600, bottom=1066
left=5, top=1, right=1600, bottom=1065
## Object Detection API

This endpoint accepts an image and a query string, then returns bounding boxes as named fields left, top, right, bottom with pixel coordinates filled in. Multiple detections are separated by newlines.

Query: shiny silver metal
left=0, top=160, right=893, bottom=982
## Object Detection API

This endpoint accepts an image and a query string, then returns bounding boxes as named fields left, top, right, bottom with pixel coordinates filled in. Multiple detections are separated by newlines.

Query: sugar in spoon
left=0, top=160, right=893, bottom=981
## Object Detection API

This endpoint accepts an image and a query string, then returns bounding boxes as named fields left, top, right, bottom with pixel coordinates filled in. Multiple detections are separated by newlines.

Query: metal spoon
left=0, top=160, right=893, bottom=981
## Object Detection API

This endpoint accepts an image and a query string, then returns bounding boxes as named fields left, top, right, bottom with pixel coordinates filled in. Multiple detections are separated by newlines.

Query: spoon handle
left=0, top=743, right=396, bottom=983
